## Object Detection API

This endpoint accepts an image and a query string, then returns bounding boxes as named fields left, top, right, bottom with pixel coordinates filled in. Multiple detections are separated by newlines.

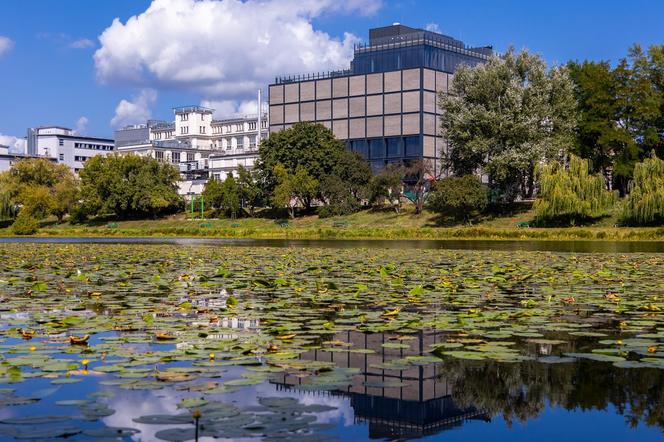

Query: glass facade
left=352, top=45, right=486, bottom=75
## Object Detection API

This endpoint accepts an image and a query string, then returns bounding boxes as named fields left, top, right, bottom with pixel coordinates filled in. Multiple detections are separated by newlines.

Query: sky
left=1, top=0, right=663, bottom=149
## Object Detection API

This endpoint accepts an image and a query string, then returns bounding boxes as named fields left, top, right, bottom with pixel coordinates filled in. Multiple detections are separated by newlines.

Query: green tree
left=272, top=164, right=317, bottom=218
left=256, top=122, right=346, bottom=206
left=236, top=165, right=263, bottom=216
left=319, top=174, right=360, bottom=217
left=0, top=158, right=78, bottom=223
left=533, top=155, right=617, bottom=226
left=202, top=178, right=225, bottom=211
left=332, top=151, right=372, bottom=201
left=621, top=153, right=664, bottom=226
left=440, top=48, right=578, bottom=202
left=568, top=61, right=628, bottom=187
left=50, top=175, right=81, bottom=222
left=79, top=154, right=181, bottom=219
left=569, top=45, right=664, bottom=194
left=612, top=46, right=664, bottom=194
left=220, top=174, right=240, bottom=218
left=427, top=175, right=488, bottom=222
left=368, top=165, right=403, bottom=213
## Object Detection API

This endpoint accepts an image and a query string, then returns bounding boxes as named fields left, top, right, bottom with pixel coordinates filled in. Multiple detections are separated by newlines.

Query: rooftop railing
left=274, top=69, right=352, bottom=84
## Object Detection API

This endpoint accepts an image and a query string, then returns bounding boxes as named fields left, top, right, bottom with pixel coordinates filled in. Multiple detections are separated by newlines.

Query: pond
left=0, top=242, right=662, bottom=441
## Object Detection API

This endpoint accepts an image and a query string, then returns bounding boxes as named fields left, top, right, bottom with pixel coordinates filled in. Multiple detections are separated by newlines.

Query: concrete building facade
left=26, top=126, right=114, bottom=173
left=269, top=24, right=492, bottom=175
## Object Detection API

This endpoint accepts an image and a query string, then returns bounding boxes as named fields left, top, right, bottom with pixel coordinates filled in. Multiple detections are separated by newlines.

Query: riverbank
left=2, top=208, right=664, bottom=241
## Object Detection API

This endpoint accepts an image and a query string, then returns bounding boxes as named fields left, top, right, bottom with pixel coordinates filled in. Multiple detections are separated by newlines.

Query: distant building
left=115, top=104, right=268, bottom=195
left=0, top=143, right=52, bottom=173
left=269, top=23, right=492, bottom=176
left=27, top=126, right=114, bottom=173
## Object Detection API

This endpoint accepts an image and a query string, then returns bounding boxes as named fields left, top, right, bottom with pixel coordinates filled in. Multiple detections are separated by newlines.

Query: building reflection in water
left=273, top=330, right=489, bottom=439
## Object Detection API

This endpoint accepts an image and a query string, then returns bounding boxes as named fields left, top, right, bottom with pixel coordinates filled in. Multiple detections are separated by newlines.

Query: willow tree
left=534, top=155, right=617, bottom=225
left=621, top=154, right=664, bottom=226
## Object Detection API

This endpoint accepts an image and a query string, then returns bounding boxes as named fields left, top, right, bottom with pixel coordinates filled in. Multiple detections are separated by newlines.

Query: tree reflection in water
left=440, top=358, right=664, bottom=429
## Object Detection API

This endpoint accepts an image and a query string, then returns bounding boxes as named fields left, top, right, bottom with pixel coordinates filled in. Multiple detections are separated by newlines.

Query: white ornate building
left=115, top=105, right=268, bottom=195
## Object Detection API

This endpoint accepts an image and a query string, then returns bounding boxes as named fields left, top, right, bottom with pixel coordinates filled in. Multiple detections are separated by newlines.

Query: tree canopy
left=0, top=158, right=79, bottom=224
left=439, top=48, right=578, bottom=202
left=533, top=155, right=617, bottom=226
left=621, top=153, right=664, bottom=226
left=256, top=122, right=347, bottom=204
left=79, top=154, right=181, bottom=219
left=569, top=45, right=664, bottom=194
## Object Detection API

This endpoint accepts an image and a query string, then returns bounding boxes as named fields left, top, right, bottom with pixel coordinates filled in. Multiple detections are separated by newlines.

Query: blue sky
left=0, top=0, right=663, bottom=144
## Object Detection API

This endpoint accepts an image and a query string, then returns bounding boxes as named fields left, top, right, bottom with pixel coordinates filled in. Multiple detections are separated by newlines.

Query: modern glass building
left=268, top=24, right=492, bottom=174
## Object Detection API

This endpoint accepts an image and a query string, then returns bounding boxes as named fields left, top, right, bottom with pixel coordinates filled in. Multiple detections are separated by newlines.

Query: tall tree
left=0, top=158, right=78, bottom=223
left=533, top=155, right=617, bottom=226
left=236, top=165, right=263, bottom=216
left=568, top=61, right=628, bottom=187
left=439, top=48, right=578, bottom=202
left=256, top=122, right=346, bottom=206
left=621, top=153, right=664, bottom=226
left=368, top=164, right=404, bottom=213
left=79, top=154, right=181, bottom=219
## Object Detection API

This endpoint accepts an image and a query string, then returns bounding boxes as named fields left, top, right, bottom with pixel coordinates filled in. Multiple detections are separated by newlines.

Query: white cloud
left=94, top=0, right=381, bottom=104
left=425, top=23, right=441, bottom=33
left=0, top=133, right=26, bottom=154
left=74, top=116, right=89, bottom=134
left=110, top=89, right=157, bottom=128
left=69, top=38, right=95, bottom=49
left=0, top=36, right=14, bottom=57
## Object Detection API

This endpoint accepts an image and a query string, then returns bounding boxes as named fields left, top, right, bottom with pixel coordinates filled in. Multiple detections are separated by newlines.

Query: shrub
left=534, top=155, right=617, bottom=226
left=11, top=211, right=39, bottom=235
left=621, top=153, right=664, bottom=226
left=427, top=175, right=488, bottom=222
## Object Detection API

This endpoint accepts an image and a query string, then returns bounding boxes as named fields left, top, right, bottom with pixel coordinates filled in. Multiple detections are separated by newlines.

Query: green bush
left=11, top=212, right=39, bottom=235
left=427, top=175, right=488, bottom=222
left=534, top=155, right=617, bottom=226
left=621, top=154, right=664, bottom=226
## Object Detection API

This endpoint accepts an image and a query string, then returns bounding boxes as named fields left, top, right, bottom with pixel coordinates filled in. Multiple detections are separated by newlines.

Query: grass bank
left=2, top=207, right=664, bottom=241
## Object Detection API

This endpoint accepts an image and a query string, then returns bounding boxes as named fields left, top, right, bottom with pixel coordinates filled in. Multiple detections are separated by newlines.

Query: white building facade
left=115, top=105, right=268, bottom=195
left=26, top=126, right=114, bottom=173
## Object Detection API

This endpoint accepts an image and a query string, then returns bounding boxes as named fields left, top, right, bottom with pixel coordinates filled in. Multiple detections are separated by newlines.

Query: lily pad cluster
left=0, top=244, right=662, bottom=440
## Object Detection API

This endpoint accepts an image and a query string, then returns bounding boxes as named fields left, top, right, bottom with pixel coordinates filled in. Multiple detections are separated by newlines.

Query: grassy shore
left=2, top=206, right=664, bottom=241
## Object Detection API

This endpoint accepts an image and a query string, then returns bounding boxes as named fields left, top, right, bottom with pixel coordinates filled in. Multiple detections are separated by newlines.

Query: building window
left=236, top=137, right=244, bottom=149
left=386, top=137, right=403, bottom=158
left=249, top=122, right=257, bottom=130
left=404, top=136, right=422, bottom=157
left=200, top=126, right=206, bottom=134
left=59, top=153, right=64, bottom=161
left=249, top=135, right=257, bottom=148
left=58, top=139, right=64, bottom=146
left=369, top=139, right=385, bottom=159
left=155, top=151, right=164, bottom=161
left=224, top=125, right=231, bottom=134
left=181, top=126, right=189, bottom=135
left=226, top=138, right=232, bottom=150
left=187, top=153, right=195, bottom=162
left=235, top=123, right=243, bottom=132
left=261, top=120, right=267, bottom=128
left=172, top=152, right=180, bottom=163
left=180, top=114, right=189, bottom=121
